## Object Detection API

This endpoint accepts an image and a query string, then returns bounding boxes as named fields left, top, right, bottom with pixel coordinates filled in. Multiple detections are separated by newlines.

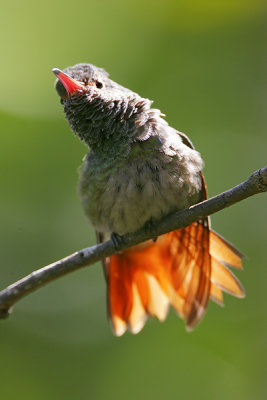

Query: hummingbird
left=53, top=63, right=245, bottom=336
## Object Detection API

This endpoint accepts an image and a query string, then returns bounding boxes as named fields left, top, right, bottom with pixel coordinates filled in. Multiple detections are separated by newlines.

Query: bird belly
left=79, top=153, right=203, bottom=236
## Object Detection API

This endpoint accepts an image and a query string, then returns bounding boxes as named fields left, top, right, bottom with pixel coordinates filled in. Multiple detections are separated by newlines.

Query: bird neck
left=64, top=92, right=165, bottom=160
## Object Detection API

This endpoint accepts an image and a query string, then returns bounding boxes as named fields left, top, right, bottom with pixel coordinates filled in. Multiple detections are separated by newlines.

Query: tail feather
left=210, top=230, right=243, bottom=269
left=105, top=223, right=244, bottom=336
left=210, top=283, right=224, bottom=306
left=211, top=257, right=245, bottom=298
left=160, top=222, right=211, bottom=330
left=146, top=274, right=169, bottom=320
left=128, top=284, right=147, bottom=334
left=108, top=241, right=171, bottom=335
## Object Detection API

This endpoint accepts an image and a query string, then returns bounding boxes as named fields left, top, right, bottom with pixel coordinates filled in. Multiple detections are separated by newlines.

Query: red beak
left=52, top=68, right=85, bottom=95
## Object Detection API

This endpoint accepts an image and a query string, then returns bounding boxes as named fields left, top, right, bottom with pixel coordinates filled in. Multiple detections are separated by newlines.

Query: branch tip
left=0, top=306, right=12, bottom=320
left=257, top=167, right=267, bottom=190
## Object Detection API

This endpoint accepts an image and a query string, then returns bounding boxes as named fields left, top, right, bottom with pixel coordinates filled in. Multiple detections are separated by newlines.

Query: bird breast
left=79, top=138, right=203, bottom=236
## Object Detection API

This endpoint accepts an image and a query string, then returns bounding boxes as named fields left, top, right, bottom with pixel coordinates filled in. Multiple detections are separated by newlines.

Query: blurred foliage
left=0, top=0, right=266, bottom=399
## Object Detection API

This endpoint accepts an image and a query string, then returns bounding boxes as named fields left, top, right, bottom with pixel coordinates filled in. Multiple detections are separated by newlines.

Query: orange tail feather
left=105, top=222, right=244, bottom=336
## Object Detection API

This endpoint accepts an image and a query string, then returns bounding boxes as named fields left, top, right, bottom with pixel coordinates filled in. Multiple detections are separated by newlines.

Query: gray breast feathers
left=79, top=134, right=203, bottom=236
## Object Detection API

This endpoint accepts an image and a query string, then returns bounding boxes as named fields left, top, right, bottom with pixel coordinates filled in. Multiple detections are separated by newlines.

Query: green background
left=0, top=0, right=266, bottom=399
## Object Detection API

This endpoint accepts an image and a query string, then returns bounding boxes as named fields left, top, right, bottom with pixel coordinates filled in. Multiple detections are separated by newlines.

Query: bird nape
left=53, top=64, right=245, bottom=336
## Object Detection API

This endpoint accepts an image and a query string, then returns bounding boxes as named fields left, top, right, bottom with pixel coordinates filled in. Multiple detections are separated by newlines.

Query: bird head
left=53, top=63, right=154, bottom=157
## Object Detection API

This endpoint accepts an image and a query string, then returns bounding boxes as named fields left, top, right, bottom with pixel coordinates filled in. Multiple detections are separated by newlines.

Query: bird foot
left=144, top=218, right=158, bottom=242
left=111, top=232, right=125, bottom=252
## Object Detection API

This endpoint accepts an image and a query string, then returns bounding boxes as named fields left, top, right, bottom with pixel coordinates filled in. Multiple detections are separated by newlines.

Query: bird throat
left=63, top=92, right=152, bottom=159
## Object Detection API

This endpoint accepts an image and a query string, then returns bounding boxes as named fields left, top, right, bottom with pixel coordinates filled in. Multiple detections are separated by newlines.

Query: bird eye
left=95, top=81, right=103, bottom=89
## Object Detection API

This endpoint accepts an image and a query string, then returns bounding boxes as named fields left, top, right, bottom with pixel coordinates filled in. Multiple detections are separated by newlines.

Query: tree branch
left=0, top=166, right=266, bottom=320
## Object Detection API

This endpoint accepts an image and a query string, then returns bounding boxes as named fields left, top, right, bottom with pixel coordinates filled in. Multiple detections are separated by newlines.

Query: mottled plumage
left=54, top=64, right=244, bottom=335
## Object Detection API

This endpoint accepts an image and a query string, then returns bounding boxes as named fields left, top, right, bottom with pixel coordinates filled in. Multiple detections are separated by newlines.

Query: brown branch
left=0, top=166, right=266, bottom=320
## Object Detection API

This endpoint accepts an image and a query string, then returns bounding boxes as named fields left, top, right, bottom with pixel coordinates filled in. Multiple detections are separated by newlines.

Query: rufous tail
left=105, top=222, right=245, bottom=336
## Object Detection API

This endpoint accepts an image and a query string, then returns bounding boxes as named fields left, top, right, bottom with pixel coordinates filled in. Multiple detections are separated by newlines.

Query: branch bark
left=0, top=166, right=266, bottom=320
